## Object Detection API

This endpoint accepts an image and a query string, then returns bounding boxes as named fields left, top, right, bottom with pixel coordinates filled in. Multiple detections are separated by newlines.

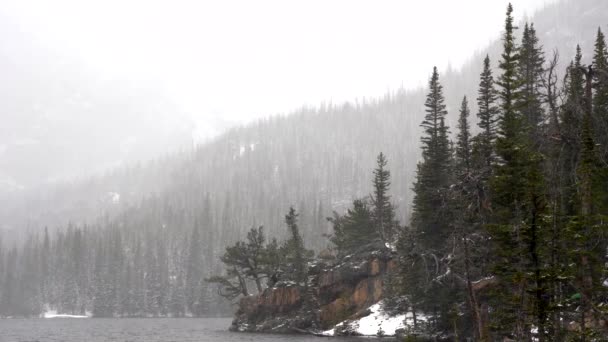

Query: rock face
left=230, top=248, right=395, bottom=334
left=231, top=282, right=307, bottom=333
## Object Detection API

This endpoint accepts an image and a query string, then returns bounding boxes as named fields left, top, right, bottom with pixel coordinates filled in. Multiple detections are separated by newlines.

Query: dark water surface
left=0, top=318, right=383, bottom=342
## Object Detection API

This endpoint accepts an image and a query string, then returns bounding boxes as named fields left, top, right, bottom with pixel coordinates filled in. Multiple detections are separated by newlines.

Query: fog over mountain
left=2, top=1, right=608, bottom=339
left=0, top=0, right=554, bottom=192
left=0, top=0, right=604, bottom=239
left=0, top=13, right=240, bottom=191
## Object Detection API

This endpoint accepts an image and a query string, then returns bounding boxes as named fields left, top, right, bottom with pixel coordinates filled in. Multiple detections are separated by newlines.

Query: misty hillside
left=2, top=0, right=608, bottom=330
left=1, top=0, right=606, bottom=249
left=0, top=11, right=209, bottom=191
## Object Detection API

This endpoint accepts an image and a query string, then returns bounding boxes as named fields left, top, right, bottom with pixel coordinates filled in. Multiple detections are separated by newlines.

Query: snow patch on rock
left=322, top=300, right=427, bottom=337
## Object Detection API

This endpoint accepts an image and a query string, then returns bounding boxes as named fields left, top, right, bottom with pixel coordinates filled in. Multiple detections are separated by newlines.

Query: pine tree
left=492, top=2, right=525, bottom=226
left=169, top=267, right=186, bottom=317
left=245, top=226, right=267, bottom=292
left=41, top=227, right=51, bottom=307
left=156, top=237, right=170, bottom=316
left=145, top=234, right=161, bottom=316
left=489, top=3, right=526, bottom=337
left=456, top=96, right=472, bottom=174
left=493, top=3, right=524, bottom=187
left=132, top=238, right=146, bottom=315
left=328, top=199, right=376, bottom=256
left=185, top=221, right=203, bottom=315
left=261, top=238, right=282, bottom=287
left=560, top=46, right=586, bottom=217
left=593, top=27, right=608, bottom=162
left=20, top=237, right=42, bottom=316
left=475, top=55, right=500, bottom=168
left=71, top=229, right=87, bottom=314
left=407, top=67, right=457, bottom=333
left=0, top=247, right=19, bottom=316
left=122, top=261, right=134, bottom=316
left=591, top=28, right=608, bottom=221
left=571, top=104, right=599, bottom=338
left=541, top=47, right=589, bottom=338
left=565, top=62, right=608, bottom=339
left=283, top=207, right=310, bottom=285
left=207, top=226, right=283, bottom=301
left=497, top=3, right=520, bottom=122
left=283, top=207, right=319, bottom=329
left=92, top=241, right=111, bottom=317
left=108, top=231, right=123, bottom=316
left=489, top=5, right=551, bottom=339
left=412, top=66, right=453, bottom=249
left=218, top=226, right=268, bottom=293
left=516, top=23, right=545, bottom=144
left=371, top=152, right=396, bottom=243
left=395, top=228, right=427, bottom=333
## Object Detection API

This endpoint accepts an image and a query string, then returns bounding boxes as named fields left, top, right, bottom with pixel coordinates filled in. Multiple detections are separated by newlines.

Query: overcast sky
left=3, top=0, right=556, bottom=139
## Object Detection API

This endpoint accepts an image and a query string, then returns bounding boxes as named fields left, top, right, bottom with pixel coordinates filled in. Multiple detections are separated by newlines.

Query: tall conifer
left=371, top=152, right=396, bottom=243
left=456, top=96, right=472, bottom=174
left=412, top=66, right=452, bottom=249
left=489, top=5, right=550, bottom=339
left=516, top=23, right=545, bottom=144
left=593, top=28, right=608, bottom=162
left=185, top=221, right=203, bottom=315
left=476, top=56, right=499, bottom=168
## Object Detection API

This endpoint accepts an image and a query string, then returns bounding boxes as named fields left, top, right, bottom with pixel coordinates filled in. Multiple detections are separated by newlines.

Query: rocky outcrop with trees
left=211, top=4, right=608, bottom=340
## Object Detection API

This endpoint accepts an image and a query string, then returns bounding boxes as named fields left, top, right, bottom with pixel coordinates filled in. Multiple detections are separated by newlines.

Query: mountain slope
left=2, top=0, right=606, bottom=256
left=0, top=0, right=607, bottom=320
left=0, top=11, right=199, bottom=191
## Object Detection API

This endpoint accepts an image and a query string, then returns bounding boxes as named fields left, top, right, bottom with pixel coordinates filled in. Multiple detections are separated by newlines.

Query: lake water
left=0, top=318, right=385, bottom=342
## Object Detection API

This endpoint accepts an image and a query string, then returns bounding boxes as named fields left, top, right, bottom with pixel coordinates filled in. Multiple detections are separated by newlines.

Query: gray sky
left=3, top=0, right=555, bottom=141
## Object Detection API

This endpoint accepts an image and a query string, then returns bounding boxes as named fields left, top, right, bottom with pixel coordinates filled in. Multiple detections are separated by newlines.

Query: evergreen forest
left=1, top=1, right=608, bottom=340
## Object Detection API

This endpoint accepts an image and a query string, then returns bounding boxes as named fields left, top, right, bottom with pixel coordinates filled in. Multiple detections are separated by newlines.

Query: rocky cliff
left=230, top=247, right=396, bottom=335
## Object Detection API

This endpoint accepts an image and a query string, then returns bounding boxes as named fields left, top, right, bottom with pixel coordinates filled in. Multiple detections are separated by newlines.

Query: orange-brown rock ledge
left=230, top=247, right=396, bottom=334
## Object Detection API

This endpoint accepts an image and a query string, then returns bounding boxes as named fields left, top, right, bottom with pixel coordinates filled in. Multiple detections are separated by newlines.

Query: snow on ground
left=42, top=309, right=90, bottom=318
left=322, top=325, right=337, bottom=336
left=322, top=301, right=427, bottom=337
left=107, top=191, right=121, bottom=204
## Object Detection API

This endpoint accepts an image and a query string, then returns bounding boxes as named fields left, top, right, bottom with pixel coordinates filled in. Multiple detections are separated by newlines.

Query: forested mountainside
left=3, top=0, right=606, bottom=240
left=0, top=0, right=607, bottom=331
